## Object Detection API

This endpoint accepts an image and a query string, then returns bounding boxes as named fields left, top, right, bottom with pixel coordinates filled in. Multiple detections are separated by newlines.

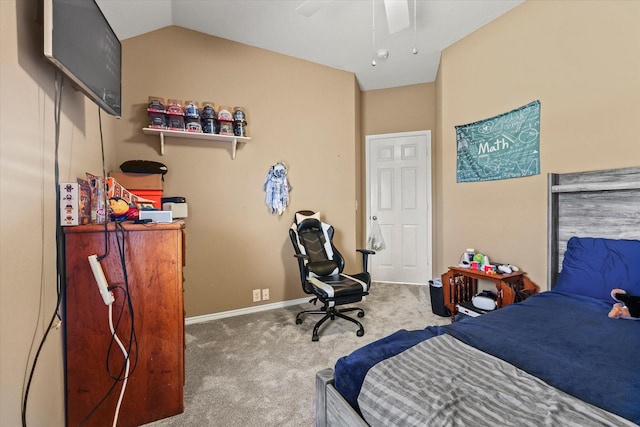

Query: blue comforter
left=334, top=291, right=640, bottom=424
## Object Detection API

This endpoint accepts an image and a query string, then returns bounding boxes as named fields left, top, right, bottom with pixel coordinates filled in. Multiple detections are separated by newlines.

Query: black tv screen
left=44, top=0, right=122, bottom=117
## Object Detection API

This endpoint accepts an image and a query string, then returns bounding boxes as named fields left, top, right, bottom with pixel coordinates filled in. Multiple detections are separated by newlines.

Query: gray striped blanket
left=358, top=334, right=634, bottom=427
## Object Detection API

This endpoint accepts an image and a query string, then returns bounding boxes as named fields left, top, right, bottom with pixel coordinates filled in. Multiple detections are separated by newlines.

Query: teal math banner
left=455, top=100, right=540, bottom=183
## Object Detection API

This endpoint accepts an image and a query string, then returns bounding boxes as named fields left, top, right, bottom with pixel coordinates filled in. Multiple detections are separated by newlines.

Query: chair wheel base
left=297, top=306, right=366, bottom=341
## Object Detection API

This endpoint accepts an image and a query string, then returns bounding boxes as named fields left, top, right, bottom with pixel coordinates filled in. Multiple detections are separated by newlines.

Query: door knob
left=372, top=216, right=378, bottom=220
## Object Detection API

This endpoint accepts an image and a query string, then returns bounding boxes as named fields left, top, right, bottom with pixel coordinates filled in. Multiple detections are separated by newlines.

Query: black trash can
left=429, top=279, right=450, bottom=317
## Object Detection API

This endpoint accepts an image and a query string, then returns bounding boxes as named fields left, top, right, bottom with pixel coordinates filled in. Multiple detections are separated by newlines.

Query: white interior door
left=366, top=131, right=432, bottom=284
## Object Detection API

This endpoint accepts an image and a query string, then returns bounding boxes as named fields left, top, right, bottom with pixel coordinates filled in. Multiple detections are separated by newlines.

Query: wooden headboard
left=547, top=166, right=640, bottom=289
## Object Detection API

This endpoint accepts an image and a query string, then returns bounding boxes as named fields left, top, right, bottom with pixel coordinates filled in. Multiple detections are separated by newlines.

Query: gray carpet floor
left=143, top=283, right=451, bottom=427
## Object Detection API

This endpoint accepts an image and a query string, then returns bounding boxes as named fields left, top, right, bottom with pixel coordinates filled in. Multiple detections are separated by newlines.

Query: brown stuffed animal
left=608, top=289, right=640, bottom=320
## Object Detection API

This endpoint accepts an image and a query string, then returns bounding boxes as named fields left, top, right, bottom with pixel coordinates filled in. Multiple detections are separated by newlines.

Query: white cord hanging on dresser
left=264, top=162, right=291, bottom=216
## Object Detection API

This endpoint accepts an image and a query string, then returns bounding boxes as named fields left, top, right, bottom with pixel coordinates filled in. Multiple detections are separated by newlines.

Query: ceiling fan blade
left=383, top=0, right=410, bottom=34
left=295, top=0, right=332, bottom=18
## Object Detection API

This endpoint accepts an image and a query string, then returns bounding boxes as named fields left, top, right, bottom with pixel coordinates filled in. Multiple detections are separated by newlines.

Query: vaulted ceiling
left=96, top=0, right=524, bottom=91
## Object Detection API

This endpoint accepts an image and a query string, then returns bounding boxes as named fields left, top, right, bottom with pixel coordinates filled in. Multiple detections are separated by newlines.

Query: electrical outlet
left=252, top=289, right=261, bottom=302
left=262, top=288, right=270, bottom=301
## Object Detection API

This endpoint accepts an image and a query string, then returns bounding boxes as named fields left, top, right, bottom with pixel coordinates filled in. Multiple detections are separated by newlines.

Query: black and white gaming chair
left=289, top=211, right=374, bottom=341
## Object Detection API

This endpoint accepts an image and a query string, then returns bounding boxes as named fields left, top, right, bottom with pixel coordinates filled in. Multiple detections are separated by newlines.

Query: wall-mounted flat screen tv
left=43, top=0, right=122, bottom=117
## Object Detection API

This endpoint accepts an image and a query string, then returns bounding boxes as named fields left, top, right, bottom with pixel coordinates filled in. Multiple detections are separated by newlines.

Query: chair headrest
left=294, top=211, right=321, bottom=225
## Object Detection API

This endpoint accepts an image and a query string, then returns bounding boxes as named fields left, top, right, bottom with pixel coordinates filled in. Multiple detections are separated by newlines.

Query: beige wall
left=118, top=30, right=438, bottom=320
left=435, top=0, right=640, bottom=287
left=1, top=1, right=118, bottom=426
left=117, top=26, right=360, bottom=316
left=362, top=83, right=436, bottom=136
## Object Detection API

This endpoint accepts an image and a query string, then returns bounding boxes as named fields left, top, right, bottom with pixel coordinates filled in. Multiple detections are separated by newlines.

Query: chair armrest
left=356, top=249, right=375, bottom=272
left=357, top=249, right=375, bottom=255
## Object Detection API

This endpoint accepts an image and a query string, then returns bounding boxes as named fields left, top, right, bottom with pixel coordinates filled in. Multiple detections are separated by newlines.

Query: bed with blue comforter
left=330, top=236, right=640, bottom=426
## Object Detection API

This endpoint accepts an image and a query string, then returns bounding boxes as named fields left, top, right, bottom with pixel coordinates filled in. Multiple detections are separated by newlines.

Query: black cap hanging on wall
left=120, top=160, right=168, bottom=179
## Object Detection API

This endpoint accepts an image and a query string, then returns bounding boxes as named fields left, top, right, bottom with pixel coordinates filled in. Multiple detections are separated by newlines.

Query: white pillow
left=296, top=211, right=320, bottom=223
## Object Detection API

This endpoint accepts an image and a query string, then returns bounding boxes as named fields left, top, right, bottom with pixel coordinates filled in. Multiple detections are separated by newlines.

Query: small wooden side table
left=441, top=266, right=538, bottom=322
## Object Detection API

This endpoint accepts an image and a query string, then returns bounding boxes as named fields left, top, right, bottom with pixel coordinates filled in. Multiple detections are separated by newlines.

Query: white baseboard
left=374, top=280, right=427, bottom=286
left=185, top=296, right=311, bottom=325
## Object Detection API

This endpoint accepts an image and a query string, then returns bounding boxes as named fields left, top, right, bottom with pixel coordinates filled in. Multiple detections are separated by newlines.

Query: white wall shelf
left=142, top=127, right=251, bottom=159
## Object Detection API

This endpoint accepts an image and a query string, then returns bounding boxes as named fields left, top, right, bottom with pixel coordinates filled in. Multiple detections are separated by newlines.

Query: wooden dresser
left=64, top=221, right=185, bottom=427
